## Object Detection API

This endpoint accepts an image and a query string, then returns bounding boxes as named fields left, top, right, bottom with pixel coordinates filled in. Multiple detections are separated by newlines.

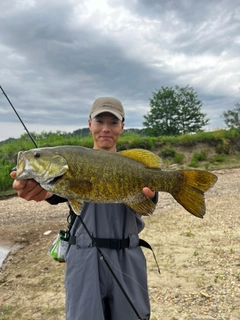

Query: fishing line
left=0, top=85, right=38, bottom=148
left=102, top=245, right=160, bottom=284
left=99, top=248, right=150, bottom=294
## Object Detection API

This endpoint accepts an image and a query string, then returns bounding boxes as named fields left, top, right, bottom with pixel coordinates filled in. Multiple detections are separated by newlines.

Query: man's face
left=88, top=112, right=124, bottom=151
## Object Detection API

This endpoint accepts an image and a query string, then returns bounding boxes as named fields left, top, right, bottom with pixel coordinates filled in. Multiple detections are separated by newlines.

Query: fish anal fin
left=127, top=195, right=156, bottom=216
left=69, top=199, right=84, bottom=215
left=119, top=149, right=162, bottom=169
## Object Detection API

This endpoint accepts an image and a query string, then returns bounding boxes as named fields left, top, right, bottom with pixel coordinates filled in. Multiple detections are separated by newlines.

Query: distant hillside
left=0, top=137, right=17, bottom=145
left=72, top=128, right=90, bottom=137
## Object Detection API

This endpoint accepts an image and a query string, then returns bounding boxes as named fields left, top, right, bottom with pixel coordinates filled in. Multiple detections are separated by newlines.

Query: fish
left=15, top=146, right=218, bottom=218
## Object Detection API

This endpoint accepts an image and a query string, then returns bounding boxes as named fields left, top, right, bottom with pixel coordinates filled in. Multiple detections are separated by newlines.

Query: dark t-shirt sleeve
left=45, top=194, right=68, bottom=205
left=152, top=192, right=158, bottom=204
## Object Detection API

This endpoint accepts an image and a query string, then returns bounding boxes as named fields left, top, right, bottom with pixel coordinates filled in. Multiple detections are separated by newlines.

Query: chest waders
left=68, top=212, right=160, bottom=320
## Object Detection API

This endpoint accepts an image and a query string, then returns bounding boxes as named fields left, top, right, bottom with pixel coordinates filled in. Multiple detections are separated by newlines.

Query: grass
left=180, top=230, right=195, bottom=237
left=0, top=305, right=12, bottom=320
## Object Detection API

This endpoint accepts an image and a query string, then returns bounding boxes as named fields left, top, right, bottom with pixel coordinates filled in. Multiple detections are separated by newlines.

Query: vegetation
left=222, top=103, right=240, bottom=129
left=143, top=85, right=209, bottom=136
left=1, top=128, right=240, bottom=195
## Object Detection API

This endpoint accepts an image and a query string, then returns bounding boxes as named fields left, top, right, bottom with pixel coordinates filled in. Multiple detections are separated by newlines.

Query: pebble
left=43, top=230, right=52, bottom=235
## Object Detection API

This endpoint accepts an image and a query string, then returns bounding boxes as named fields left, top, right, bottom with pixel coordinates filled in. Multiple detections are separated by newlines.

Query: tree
left=222, top=103, right=240, bottom=129
left=143, top=85, right=209, bottom=136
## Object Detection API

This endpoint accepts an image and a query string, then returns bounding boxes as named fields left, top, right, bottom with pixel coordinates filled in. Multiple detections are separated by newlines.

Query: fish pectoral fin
left=119, top=149, right=162, bottom=169
left=68, top=179, right=93, bottom=194
left=69, top=199, right=83, bottom=215
left=127, top=195, right=156, bottom=216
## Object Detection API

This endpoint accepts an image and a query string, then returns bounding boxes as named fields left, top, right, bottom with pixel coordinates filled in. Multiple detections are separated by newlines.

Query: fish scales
left=57, top=148, right=155, bottom=201
left=15, top=146, right=218, bottom=218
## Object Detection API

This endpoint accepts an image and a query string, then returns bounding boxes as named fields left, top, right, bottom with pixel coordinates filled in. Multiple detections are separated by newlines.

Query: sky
left=0, top=0, right=240, bottom=142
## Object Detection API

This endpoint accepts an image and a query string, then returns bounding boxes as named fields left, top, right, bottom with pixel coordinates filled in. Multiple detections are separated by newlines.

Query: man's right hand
left=10, top=171, right=53, bottom=202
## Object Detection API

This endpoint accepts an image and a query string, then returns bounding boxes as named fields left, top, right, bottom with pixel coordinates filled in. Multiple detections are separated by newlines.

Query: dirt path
left=0, top=168, right=240, bottom=319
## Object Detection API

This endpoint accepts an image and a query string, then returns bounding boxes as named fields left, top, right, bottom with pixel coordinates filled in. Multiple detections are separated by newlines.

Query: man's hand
left=142, top=187, right=155, bottom=199
left=10, top=171, right=53, bottom=201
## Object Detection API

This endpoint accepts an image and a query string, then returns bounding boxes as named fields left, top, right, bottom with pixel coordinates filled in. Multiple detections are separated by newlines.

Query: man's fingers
left=142, top=187, right=155, bottom=199
left=10, top=171, right=16, bottom=179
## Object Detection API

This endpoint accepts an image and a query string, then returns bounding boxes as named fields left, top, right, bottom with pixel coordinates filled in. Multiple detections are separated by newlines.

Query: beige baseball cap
left=89, top=97, right=125, bottom=121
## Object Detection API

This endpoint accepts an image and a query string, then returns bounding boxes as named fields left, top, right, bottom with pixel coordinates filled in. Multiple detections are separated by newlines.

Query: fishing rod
left=0, top=85, right=38, bottom=148
left=1, top=85, right=144, bottom=320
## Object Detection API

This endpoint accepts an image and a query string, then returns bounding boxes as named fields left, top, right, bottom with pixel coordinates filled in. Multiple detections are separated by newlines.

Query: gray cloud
left=0, top=0, right=239, bottom=141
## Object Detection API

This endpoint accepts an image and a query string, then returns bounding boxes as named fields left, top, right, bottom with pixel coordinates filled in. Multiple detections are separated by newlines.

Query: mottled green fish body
left=15, top=146, right=217, bottom=218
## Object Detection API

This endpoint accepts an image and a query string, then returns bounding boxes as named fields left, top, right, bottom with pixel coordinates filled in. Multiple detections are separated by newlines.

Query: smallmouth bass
left=15, top=146, right=217, bottom=218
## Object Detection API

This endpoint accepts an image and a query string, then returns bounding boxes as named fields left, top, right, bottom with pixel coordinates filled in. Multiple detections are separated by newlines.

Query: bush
left=174, top=153, right=185, bottom=164
left=212, top=154, right=225, bottom=163
left=188, top=159, right=199, bottom=168
left=0, top=164, right=15, bottom=191
left=215, top=139, right=231, bottom=155
left=192, top=149, right=209, bottom=162
left=160, top=146, right=176, bottom=158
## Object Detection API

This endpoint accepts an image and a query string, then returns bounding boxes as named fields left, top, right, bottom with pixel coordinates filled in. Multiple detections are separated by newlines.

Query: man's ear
left=88, top=119, right=92, bottom=131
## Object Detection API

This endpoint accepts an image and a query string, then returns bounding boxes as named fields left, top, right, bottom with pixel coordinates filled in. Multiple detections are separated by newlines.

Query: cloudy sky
left=0, top=0, right=239, bottom=142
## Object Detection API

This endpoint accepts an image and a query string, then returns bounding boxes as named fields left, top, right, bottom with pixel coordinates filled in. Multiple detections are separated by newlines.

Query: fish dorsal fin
left=119, top=149, right=162, bottom=169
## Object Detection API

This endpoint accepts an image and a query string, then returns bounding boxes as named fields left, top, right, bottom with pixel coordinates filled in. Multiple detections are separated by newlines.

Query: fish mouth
left=47, top=174, right=63, bottom=186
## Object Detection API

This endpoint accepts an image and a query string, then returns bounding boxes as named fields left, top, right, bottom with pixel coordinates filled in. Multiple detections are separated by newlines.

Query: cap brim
left=91, top=109, right=123, bottom=121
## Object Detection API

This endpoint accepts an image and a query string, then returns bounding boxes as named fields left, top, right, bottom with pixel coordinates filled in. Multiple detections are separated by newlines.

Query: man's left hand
left=142, top=187, right=155, bottom=199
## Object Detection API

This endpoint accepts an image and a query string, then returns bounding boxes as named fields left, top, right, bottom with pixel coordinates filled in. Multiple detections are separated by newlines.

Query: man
left=11, top=97, right=158, bottom=320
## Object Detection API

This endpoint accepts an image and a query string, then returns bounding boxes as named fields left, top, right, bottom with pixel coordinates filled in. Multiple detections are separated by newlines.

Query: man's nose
left=102, top=123, right=110, bottom=131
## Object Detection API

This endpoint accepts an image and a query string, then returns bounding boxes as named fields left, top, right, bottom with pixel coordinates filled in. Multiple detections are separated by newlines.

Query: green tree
left=222, top=103, right=240, bottom=129
left=143, top=85, right=209, bottom=136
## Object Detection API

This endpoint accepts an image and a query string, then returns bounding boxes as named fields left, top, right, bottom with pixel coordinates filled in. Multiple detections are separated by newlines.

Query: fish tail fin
left=171, top=170, right=217, bottom=218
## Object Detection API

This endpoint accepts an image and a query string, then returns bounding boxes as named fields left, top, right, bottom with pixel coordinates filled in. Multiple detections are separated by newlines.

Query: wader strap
left=139, top=239, right=161, bottom=274
left=69, top=235, right=160, bottom=273
left=69, top=236, right=130, bottom=249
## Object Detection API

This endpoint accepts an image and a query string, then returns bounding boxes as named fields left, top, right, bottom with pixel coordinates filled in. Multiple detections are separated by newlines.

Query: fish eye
left=34, top=152, right=41, bottom=158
